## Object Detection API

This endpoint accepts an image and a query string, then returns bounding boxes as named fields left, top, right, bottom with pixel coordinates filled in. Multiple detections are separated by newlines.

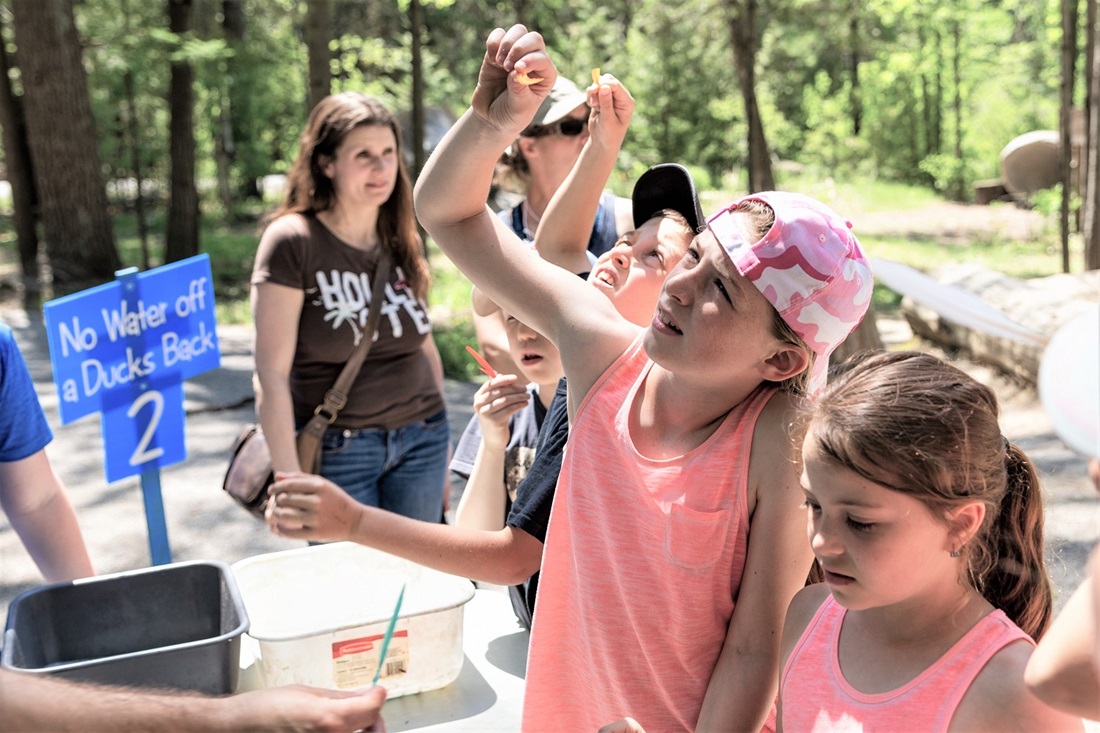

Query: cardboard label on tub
left=332, top=630, right=409, bottom=688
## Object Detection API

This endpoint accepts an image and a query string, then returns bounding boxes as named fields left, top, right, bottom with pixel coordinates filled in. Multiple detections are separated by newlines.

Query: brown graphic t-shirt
left=252, top=213, right=444, bottom=430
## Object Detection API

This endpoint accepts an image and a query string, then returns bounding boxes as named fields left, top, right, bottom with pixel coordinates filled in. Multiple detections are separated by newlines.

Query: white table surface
left=239, top=587, right=528, bottom=731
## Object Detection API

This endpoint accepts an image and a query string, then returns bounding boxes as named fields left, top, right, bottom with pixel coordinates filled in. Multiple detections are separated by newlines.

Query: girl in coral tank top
left=416, top=24, right=874, bottom=733
left=778, top=351, right=1084, bottom=733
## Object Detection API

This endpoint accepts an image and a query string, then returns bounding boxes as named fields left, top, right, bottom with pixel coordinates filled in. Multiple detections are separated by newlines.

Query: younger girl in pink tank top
left=779, top=351, right=1084, bottom=732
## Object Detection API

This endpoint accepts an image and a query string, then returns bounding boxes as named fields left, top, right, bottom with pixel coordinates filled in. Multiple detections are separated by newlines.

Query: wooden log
left=973, top=179, right=1009, bottom=205
left=900, top=264, right=1099, bottom=385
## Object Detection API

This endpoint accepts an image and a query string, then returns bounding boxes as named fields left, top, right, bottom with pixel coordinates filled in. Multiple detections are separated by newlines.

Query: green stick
left=372, top=583, right=406, bottom=686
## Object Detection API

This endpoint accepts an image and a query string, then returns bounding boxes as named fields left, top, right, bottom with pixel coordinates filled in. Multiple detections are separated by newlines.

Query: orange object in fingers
left=465, top=345, right=498, bottom=378
left=591, top=67, right=601, bottom=86
left=515, top=69, right=543, bottom=86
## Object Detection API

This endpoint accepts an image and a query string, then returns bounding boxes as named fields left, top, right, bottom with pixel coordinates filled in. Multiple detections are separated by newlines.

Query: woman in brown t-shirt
left=251, top=92, right=449, bottom=522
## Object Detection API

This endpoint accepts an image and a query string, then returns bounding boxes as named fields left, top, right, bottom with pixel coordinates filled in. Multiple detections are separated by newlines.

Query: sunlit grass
left=860, top=233, right=1077, bottom=281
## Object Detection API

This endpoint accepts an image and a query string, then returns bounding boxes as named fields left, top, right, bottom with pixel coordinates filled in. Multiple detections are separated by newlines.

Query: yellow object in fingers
left=592, top=67, right=601, bottom=86
left=515, top=70, right=542, bottom=86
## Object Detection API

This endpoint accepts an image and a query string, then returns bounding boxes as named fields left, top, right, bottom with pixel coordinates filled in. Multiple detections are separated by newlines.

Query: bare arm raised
left=534, top=74, right=634, bottom=275
left=414, top=25, right=635, bottom=400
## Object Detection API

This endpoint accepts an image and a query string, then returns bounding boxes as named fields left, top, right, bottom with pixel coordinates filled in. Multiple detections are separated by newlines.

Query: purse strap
left=296, top=250, right=393, bottom=469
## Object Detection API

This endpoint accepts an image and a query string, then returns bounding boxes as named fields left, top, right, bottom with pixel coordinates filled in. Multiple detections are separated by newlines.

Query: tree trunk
left=728, top=0, right=775, bottom=193
left=0, top=13, right=40, bottom=295
left=1061, top=0, right=1079, bottom=273
left=10, top=0, right=119, bottom=293
left=919, top=26, right=932, bottom=157
left=121, top=0, right=150, bottom=270
left=849, top=4, right=861, bottom=136
left=215, top=0, right=245, bottom=217
left=932, top=29, right=943, bottom=154
left=900, top=265, right=1097, bottom=384
left=1086, top=0, right=1095, bottom=179
left=165, top=0, right=199, bottom=263
left=951, top=20, right=965, bottom=201
left=410, top=0, right=425, bottom=180
left=305, top=0, right=331, bottom=113
left=123, top=67, right=151, bottom=270
left=1086, top=0, right=1100, bottom=270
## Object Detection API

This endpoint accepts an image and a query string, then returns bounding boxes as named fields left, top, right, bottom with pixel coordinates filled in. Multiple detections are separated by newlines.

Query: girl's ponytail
left=973, top=442, right=1052, bottom=640
left=810, top=352, right=1057, bottom=641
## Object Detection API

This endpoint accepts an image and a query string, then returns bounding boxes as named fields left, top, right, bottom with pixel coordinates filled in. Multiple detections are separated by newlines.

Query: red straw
left=465, top=345, right=497, bottom=378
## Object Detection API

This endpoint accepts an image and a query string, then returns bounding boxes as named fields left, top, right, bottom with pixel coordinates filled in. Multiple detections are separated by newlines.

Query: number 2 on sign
left=127, top=390, right=166, bottom=466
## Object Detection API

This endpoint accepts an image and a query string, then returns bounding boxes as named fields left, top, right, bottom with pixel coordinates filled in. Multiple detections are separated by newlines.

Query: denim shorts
left=319, top=409, right=450, bottom=522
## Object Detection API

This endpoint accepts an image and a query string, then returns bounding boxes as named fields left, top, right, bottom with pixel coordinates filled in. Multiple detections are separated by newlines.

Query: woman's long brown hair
left=270, top=92, right=430, bottom=300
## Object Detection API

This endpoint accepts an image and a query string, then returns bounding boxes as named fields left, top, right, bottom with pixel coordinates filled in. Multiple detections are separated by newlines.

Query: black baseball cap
left=631, top=163, right=704, bottom=234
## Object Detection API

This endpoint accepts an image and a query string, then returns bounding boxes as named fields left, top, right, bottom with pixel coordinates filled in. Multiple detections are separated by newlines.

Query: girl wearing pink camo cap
left=415, top=25, right=872, bottom=732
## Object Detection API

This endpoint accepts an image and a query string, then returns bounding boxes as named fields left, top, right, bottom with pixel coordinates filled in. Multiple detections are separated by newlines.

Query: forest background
left=0, top=0, right=1095, bottom=380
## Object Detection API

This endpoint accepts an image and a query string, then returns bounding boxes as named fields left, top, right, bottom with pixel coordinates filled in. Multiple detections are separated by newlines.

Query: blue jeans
left=318, top=409, right=450, bottom=522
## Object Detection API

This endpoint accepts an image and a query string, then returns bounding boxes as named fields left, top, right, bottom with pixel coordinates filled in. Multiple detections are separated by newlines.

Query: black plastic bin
left=1, top=560, right=249, bottom=694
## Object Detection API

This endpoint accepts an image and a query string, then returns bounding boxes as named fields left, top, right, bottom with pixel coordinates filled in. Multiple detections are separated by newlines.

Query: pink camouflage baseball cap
left=706, top=191, right=874, bottom=396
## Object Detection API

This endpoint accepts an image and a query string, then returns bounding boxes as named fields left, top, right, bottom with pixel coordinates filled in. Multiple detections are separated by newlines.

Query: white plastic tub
left=231, top=542, right=475, bottom=697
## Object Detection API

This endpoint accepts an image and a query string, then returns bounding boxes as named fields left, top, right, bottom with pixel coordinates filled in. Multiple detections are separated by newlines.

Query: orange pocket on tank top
left=665, top=503, right=731, bottom=569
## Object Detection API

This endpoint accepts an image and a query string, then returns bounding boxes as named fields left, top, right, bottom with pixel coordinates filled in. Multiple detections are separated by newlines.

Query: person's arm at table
left=268, top=472, right=543, bottom=586
left=0, top=668, right=387, bottom=733
left=0, top=449, right=94, bottom=582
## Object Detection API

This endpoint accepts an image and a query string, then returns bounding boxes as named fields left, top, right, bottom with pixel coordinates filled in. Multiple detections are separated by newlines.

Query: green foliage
left=799, top=72, right=873, bottom=176
left=615, top=0, right=741, bottom=182
left=8, top=0, right=1076, bottom=287
left=4, top=0, right=1079, bottom=385
left=1030, top=184, right=1080, bottom=222
left=918, top=153, right=968, bottom=195
left=433, top=321, right=483, bottom=381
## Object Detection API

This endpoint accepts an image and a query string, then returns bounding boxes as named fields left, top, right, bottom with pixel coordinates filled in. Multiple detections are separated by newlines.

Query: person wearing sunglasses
left=522, top=116, right=589, bottom=138
left=478, top=76, right=633, bottom=377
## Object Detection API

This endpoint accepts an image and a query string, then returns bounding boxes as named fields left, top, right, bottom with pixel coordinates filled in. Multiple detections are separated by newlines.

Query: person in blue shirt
left=0, top=320, right=94, bottom=582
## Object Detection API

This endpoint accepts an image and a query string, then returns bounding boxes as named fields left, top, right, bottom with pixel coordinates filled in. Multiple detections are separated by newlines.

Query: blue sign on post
left=43, top=255, right=222, bottom=565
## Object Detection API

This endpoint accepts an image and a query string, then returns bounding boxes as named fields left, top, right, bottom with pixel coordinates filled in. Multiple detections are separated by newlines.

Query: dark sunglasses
left=521, top=118, right=588, bottom=138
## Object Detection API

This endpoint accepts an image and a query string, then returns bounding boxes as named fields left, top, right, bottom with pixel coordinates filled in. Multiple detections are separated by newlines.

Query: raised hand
left=471, top=373, right=531, bottom=452
left=471, top=24, right=557, bottom=136
left=586, top=73, right=635, bottom=153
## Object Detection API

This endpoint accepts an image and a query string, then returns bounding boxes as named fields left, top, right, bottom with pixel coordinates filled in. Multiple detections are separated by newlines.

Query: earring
left=949, top=548, right=962, bottom=558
